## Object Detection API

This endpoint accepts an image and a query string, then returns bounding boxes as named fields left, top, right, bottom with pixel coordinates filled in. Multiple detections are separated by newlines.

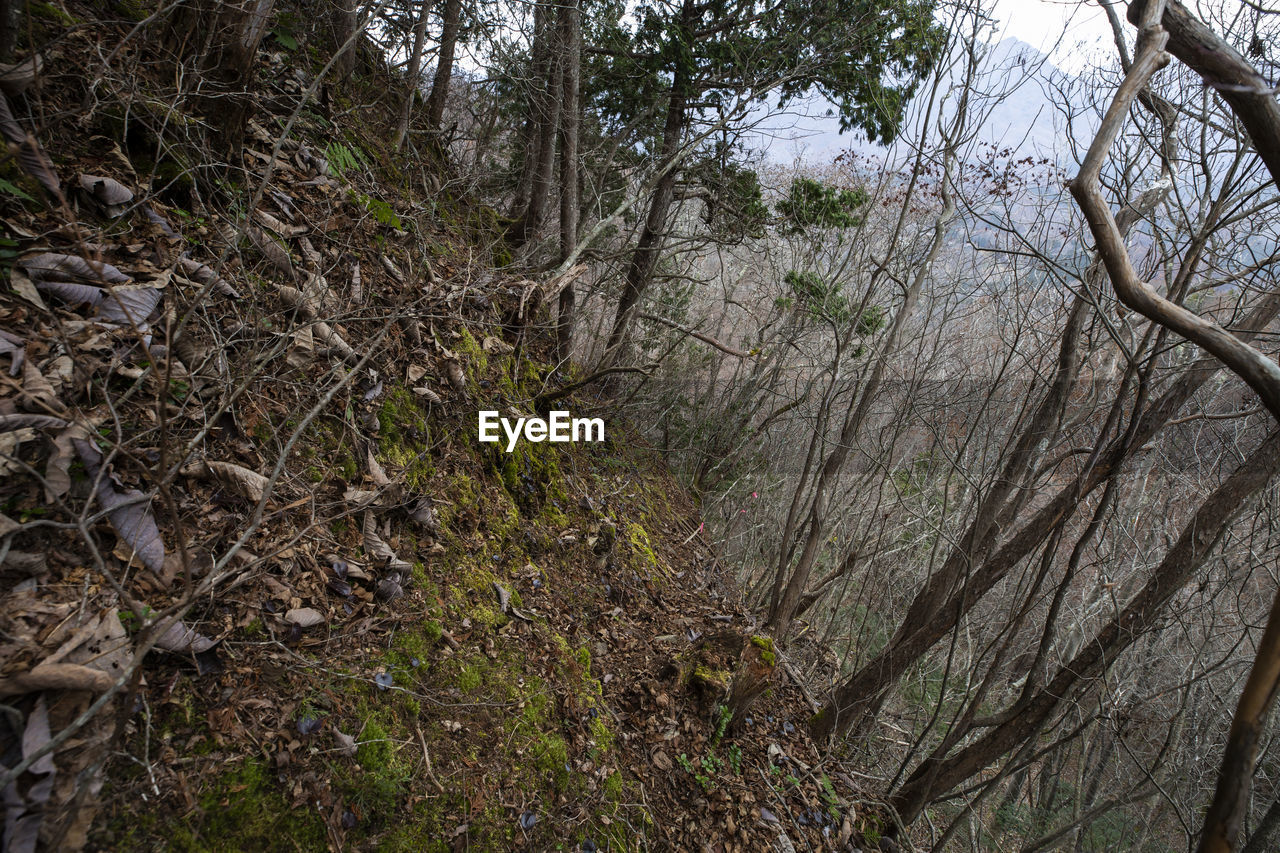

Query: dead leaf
left=285, top=607, right=325, bottom=628
left=75, top=439, right=166, bottom=574
left=362, top=511, right=411, bottom=572
left=176, top=257, right=240, bottom=298
left=247, top=226, right=295, bottom=279
left=22, top=252, right=130, bottom=285
left=98, top=284, right=161, bottom=326
left=8, top=269, right=45, bottom=311
left=334, top=730, right=357, bottom=757
left=154, top=617, right=218, bottom=654
left=367, top=449, right=389, bottom=487
left=0, top=663, right=114, bottom=697
left=78, top=174, right=133, bottom=217
left=0, top=54, right=43, bottom=96
left=32, top=279, right=104, bottom=308
left=45, top=420, right=94, bottom=501
left=482, top=335, right=513, bottom=354
left=182, top=459, right=270, bottom=503
left=0, top=92, right=59, bottom=197
left=18, top=358, right=66, bottom=414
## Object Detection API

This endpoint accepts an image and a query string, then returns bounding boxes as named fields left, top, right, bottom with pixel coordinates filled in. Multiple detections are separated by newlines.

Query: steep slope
left=0, top=4, right=876, bottom=851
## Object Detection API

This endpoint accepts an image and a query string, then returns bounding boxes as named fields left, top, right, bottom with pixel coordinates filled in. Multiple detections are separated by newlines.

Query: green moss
left=376, top=800, right=453, bottom=853
left=453, top=327, right=488, bottom=377
left=356, top=719, right=394, bottom=768
left=457, top=663, right=483, bottom=692
left=626, top=522, right=660, bottom=574
left=377, top=386, right=434, bottom=489
left=171, top=760, right=327, bottom=851
left=603, top=769, right=624, bottom=801
left=589, top=716, right=614, bottom=757
left=530, top=730, right=569, bottom=786
left=751, top=635, right=777, bottom=667
left=691, top=664, right=731, bottom=693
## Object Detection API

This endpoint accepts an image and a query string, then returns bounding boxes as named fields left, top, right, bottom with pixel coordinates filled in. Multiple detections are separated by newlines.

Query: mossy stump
left=725, top=635, right=777, bottom=727
left=669, top=631, right=777, bottom=727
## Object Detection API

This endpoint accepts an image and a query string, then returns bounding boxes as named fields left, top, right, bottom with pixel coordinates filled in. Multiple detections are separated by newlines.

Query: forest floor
left=0, top=4, right=884, bottom=850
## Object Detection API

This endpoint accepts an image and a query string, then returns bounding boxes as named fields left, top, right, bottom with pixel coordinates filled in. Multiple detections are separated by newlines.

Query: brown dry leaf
left=361, top=510, right=411, bottom=572
left=342, top=488, right=384, bottom=509
left=75, top=439, right=166, bottom=574
left=350, top=261, right=362, bottom=303
left=0, top=92, right=60, bottom=197
left=0, top=53, right=42, bottom=96
left=18, top=359, right=67, bottom=414
left=8, top=269, right=45, bottom=310
left=366, top=449, right=390, bottom=487
left=482, top=335, right=513, bottom=354
left=65, top=608, right=132, bottom=684
left=334, top=730, right=357, bottom=758
left=176, top=257, right=240, bottom=298
left=32, top=278, right=104, bottom=308
left=247, top=226, right=296, bottom=279
left=22, top=252, right=130, bottom=284
left=0, top=328, right=25, bottom=375
left=313, top=321, right=356, bottom=364
left=255, top=208, right=305, bottom=237
left=0, top=426, right=38, bottom=475
left=379, top=254, right=405, bottom=283
left=411, top=386, right=442, bottom=404
left=45, top=420, right=94, bottom=502
left=98, top=284, right=161, bottom=327
left=182, top=459, right=270, bottom=503
left=285, top=607, right=325, bottom=628
left=154, top=617, right=217, bottom=654
left=78, top=174, right=133, bottom=217
left=443, top=359, right=466, bottom=395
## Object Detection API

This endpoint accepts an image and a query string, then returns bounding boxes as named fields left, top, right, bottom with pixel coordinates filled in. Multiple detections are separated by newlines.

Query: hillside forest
left=1, top=0, right=1280, bottom=850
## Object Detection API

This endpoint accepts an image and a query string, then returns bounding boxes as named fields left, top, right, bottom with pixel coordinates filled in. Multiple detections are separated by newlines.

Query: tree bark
left=600, top=60, right=690, bottom=365
left=329, top=0, right=358, bottom=79
left=424, top=0, right=462, bottom=131
left=554, top=0, right=581, bottom=362
left=510, top=0, right=560, bottom=246
left=1241, top=796, right=1280, bottom=853
left=196, top=0, right=277, bottom=159
left=393, top=0, right=431, bottom=151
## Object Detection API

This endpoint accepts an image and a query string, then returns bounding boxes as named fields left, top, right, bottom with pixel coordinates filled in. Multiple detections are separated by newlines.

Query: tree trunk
left=764, top=178, right=952, bottom=640
left=329, top=0, right=358, bottom=79
left=886, top=430, right=1280, bottom=827
left=1242, top=796, right=1280, bottom=853
left=199, top=0, right=277, bottom=160
left=393, top=0, right=430, bottom=151
left=0, top=0, right=14, bottom=63
left=424, top=0, right=462, bottom=131
left=600, top=61, right=689, bottom=365
left=510, top=0, right=560, bottom=245
left=554, top=0, right=581, bottom=362
left=809, top=284, right=1280, bottom=745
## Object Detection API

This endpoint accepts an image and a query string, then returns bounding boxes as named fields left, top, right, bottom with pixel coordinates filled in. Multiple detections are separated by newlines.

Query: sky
left=752, top=0, right=1123, bottom=163
left=990, top=0, right=1116, bottom=71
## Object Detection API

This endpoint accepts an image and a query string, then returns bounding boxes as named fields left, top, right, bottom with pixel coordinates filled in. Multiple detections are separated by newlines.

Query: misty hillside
left=1, top=1, right=1279, bottom=852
